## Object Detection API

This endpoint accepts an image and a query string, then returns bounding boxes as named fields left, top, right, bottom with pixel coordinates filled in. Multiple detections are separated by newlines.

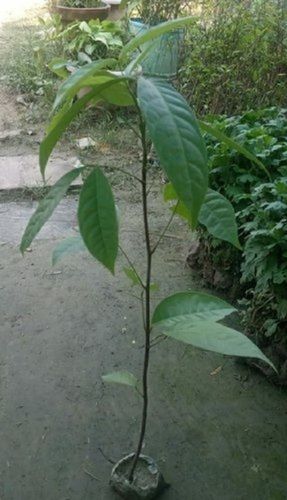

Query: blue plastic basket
left=129, top=19, right=182, bottom=78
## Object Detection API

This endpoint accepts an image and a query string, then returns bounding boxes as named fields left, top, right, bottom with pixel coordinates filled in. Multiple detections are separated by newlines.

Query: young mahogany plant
left=20, top=18, right=275, bottom=498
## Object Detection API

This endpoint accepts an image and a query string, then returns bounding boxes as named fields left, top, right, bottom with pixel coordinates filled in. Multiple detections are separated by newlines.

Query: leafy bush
left=191, top=108, right=287, bottom=373
left=0, top=14, right=126, bottom=102
left=53, top=18, right=126, bottom=63
left=239, top=179, right=287, bottom=345
left=207, top=108, right=287, bottom=200
left=179, top=0, right=287, bottom=114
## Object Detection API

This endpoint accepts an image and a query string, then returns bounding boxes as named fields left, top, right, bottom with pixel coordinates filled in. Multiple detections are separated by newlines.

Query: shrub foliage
left=180, top=0, right=287, bottom=114
left=191, top=108, right=287, bottom=376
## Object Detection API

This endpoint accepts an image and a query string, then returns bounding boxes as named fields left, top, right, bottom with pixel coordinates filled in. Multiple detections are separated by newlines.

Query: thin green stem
left=129, top=116, right=152, bottom=483
left=151, top=201, right=179, bottom=254
left=119, top=244, right=145, bottom=289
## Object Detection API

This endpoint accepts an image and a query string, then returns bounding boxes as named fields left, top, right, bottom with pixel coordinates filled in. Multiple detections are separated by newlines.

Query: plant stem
left=129, top=118, right=152, bottom=483
left=151, top=201, right=179, bottom=254
left=119, top=244, right=145, bottom=289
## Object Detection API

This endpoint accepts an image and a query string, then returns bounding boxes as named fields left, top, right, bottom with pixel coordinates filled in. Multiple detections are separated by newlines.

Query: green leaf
left=199, top=189, right=241, bottom=249
left=172, top=201, right=192, bottom=225
left=20, top=169, right=82, bottom=254
left=48, top=57, right=69, bottom=79
left=138, top=77, right=208, bottom=227
left=198, top=120, right=271, bottom=179
left=99, top=76, right=134, bottom=106
left=150, top=282, right=159, bottom=292
left=163, top=184, right=241, bottom=248
left=41, top=89, right=98, bottom=176
left=152, top=292, right=236, bottom=325
left=78, top=168, right=118, bottom=274
left=123, top=267, right=142, bottom=286
left=120, top=17, right=195, bottom=59
left=53, top=58, right=115, bottom=110
left=40, top=78, right=129, bottom=176
left=52, top=236, right=86, bottom=265
left=152, top=291, right=276, bottom=371
left=158, top=320, right=276, bottom=371
left=163, top=183, right=192, bottom=223
left=163, top=182, right=177, bottom=202
left=102, top=370, right=139, bottom=388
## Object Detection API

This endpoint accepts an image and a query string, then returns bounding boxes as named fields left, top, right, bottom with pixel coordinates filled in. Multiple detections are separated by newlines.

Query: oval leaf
left=40, top=77, right=129, bottom=175
left=199, top=189, right=241, bottom=249
left=20, top=169, right=82, bottom=254
left=52, top=236, right=86, bottom=265
left=158, top=320, right=276, bottom=371
left=78, top=168, right=118, bottom=274
left=164, top=183, right=241, bottom=248
left=53, top=58, right=115, bottom=110
left=152, top=292, right=236, bottom=325
left=102, top=371, right=138, bottom=388
left=138, top=77, right=208, bottom=227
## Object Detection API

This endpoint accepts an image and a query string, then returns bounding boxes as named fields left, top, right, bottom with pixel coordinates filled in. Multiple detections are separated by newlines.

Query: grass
left=0, top=21, right=55, bottom=96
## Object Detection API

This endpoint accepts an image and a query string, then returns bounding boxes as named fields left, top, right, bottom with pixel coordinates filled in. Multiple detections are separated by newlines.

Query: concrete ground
left=1, top=186, right=287, bottom=500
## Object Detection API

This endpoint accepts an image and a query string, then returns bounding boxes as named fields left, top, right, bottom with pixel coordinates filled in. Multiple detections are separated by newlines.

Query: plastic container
left=129, top=18, right=182, bottom=79
left=110, top=453, right=169, bottom=500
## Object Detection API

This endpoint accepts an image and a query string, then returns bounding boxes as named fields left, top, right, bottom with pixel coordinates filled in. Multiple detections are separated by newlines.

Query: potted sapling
left=20, top=18, right=276, bottom=499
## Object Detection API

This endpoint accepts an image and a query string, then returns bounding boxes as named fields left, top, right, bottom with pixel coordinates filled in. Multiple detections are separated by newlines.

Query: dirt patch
left=0, top=88, right=22, bottom=133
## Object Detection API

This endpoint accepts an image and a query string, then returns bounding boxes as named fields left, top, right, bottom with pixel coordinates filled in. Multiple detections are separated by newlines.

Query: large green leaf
left=152, top=291, right=276, bottom=370
left=40, top=77, right=129, bottom=176
left=163, top=183, right=241, bottom=248
left=120, top=17, right=195, bottom=59
left=152, top=292, right=236, bottom=325
left=53, top=58, right=115, bottom=110
left=199, top=189, right=241, bottom=249
left=41, top=89, right=100, bottom=176
left=198, top=120, right=271, bottom=179
left=20, top=169, right=82, bottom=254
left=78, top=168, right=118, bottom=274
left=102, top=371, right=139, bottom=388
left=52, top=236, right=86, bottom=265
left=138, top=77, right=208, bottom=227
left=157, top=320, right=275, bottom=370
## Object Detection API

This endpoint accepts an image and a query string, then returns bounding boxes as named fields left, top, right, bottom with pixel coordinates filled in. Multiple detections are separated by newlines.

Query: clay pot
left=110, top=453, right=169, bottom=500
left=54, top=2, right=111, bottom=22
